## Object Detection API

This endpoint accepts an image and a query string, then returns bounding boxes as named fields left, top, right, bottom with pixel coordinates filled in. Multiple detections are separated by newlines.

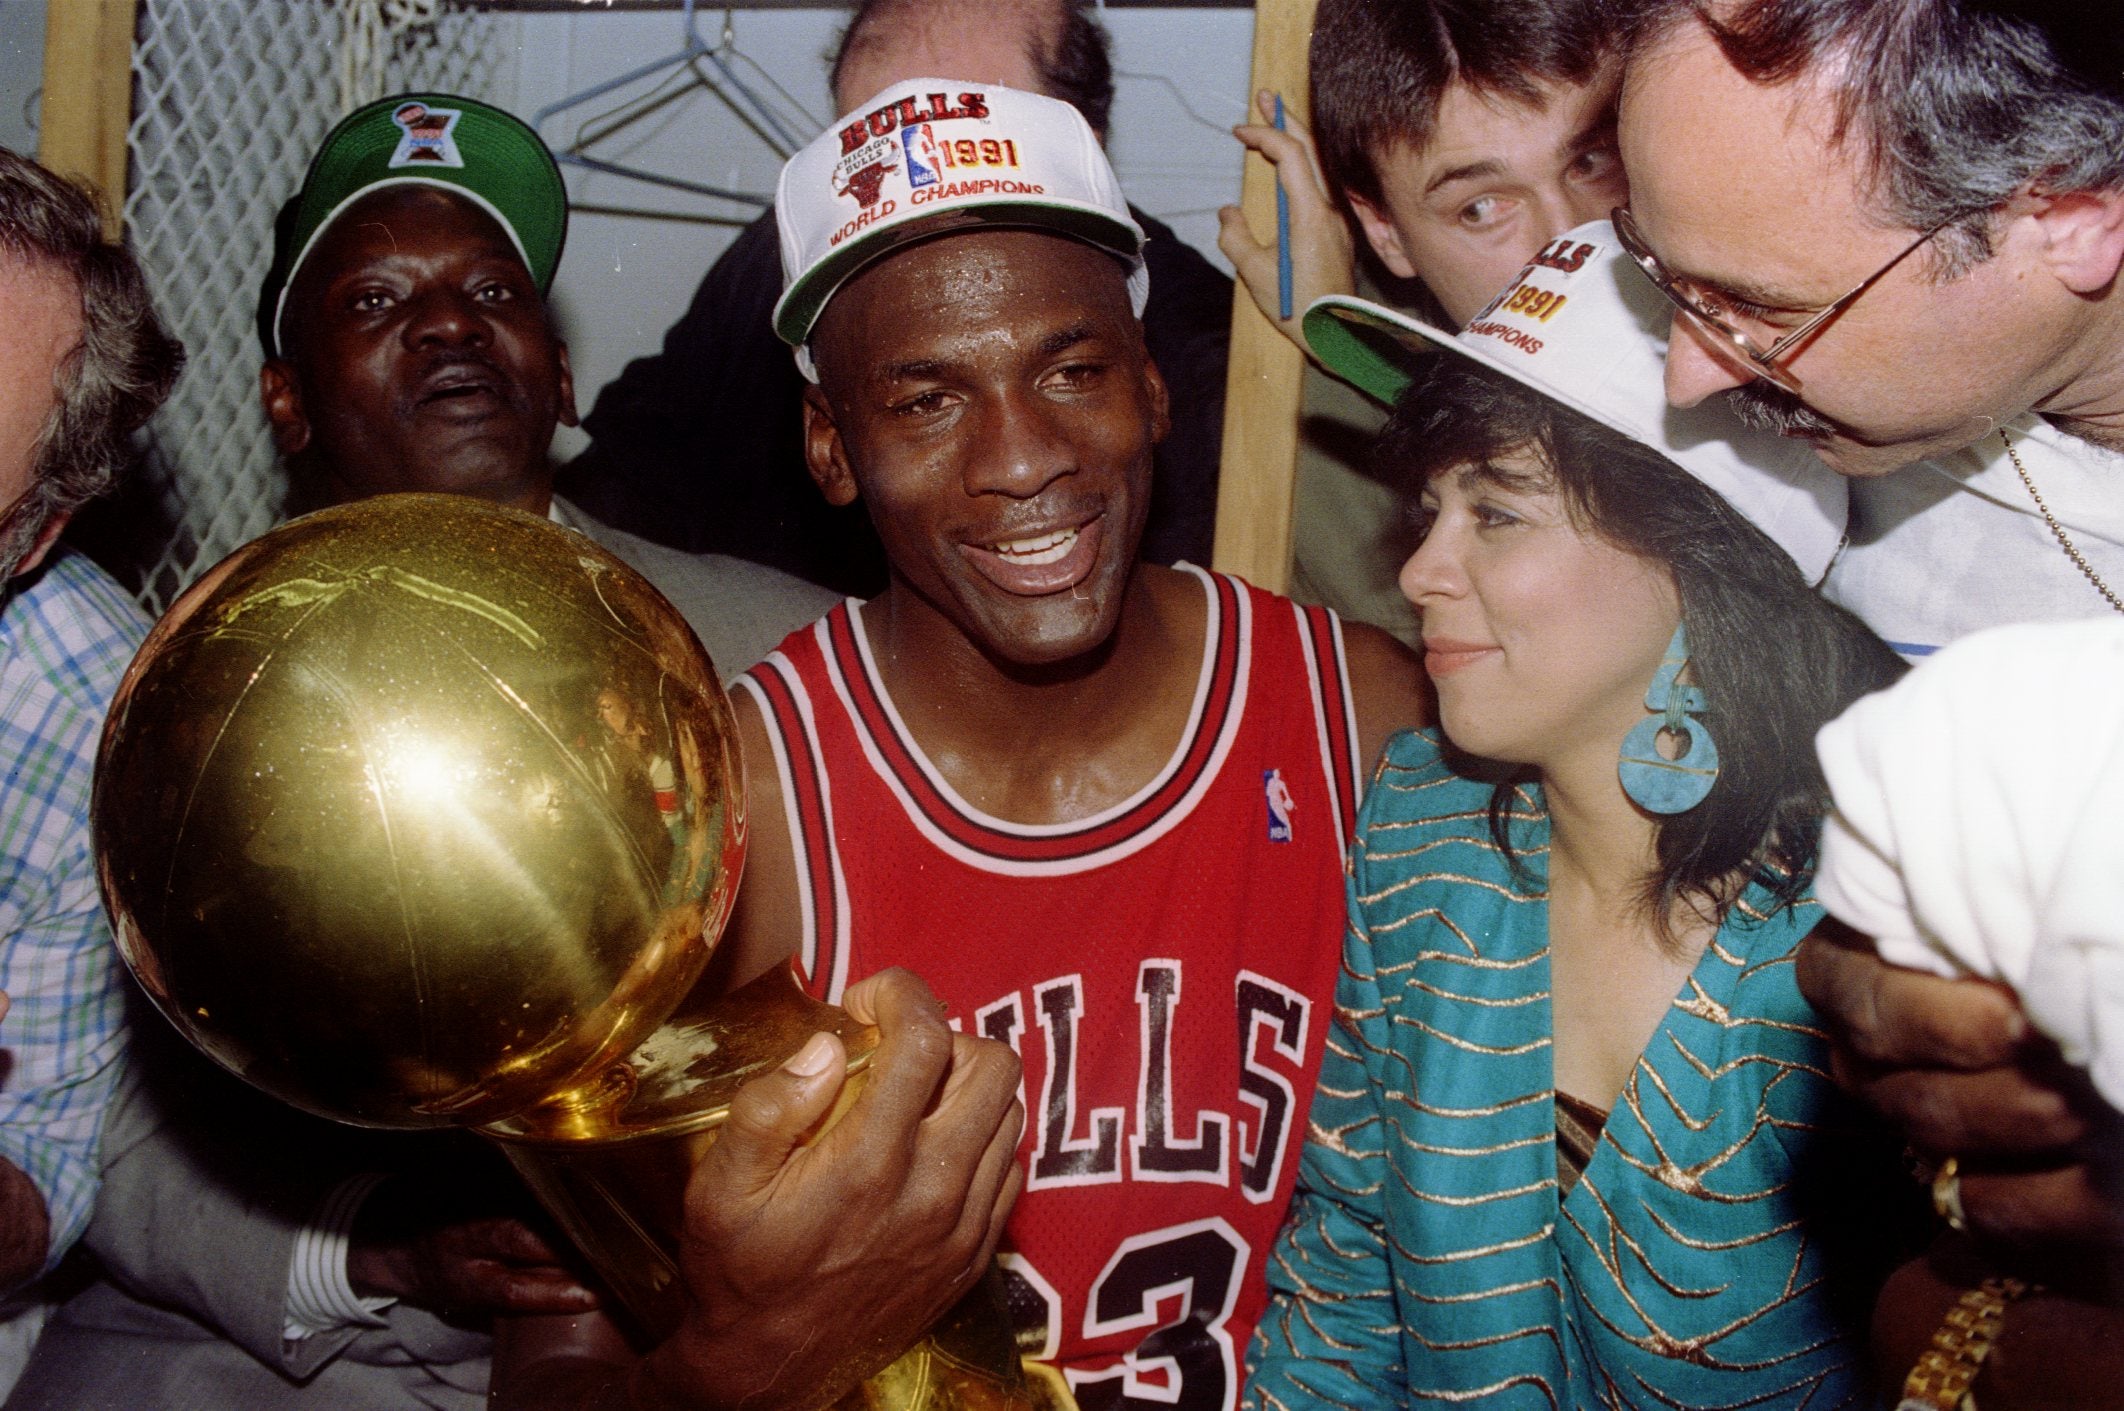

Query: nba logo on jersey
left=902, top=123, right=943, bottom=188
left=1264, top=768, right=1295, bottom=843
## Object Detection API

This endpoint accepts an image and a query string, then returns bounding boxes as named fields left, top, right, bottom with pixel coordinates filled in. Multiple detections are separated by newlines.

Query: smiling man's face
left=804, top=229, right=1167, bottom=669
left=265, top=184, right=575, bottom=510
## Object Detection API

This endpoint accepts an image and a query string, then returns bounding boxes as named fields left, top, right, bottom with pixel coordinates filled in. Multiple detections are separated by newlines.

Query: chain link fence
left=85, top=0, right=517, bottom=612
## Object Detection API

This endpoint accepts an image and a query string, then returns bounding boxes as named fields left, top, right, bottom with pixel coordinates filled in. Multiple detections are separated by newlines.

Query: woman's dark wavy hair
left=1378, top=354, right=1905, bottom=935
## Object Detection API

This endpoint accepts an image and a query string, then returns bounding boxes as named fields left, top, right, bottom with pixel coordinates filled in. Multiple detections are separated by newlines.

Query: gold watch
left=1896, top=1276, right=2032, bottom=1411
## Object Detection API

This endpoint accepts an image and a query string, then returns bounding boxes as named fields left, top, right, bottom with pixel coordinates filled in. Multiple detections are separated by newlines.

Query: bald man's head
left=830, top=0, right=1112, bottom=139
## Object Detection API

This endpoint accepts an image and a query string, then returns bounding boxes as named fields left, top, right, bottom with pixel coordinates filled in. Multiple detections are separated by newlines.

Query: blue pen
left=1274, top=93, right=1293, bottom=321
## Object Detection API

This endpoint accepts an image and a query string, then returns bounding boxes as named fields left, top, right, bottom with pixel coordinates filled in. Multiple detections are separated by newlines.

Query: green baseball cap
left=258, top=93, right=567, bottom=358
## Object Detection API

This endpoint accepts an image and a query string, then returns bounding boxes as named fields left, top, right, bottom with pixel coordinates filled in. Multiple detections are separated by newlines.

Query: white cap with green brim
left=772, top=79, right=1148, bottom=382
left=1302, top=219, right=1848, bottom=584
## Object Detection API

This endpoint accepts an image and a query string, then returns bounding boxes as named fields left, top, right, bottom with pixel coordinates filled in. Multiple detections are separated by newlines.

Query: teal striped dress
left=1246, top=730, right=1892, bottom=1410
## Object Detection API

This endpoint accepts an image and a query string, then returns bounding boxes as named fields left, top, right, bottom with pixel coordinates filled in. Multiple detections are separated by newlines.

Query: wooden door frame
left=1208, top=0, right=1314, bottom=592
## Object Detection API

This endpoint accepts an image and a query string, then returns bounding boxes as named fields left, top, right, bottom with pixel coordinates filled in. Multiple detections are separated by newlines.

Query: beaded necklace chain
left=1999, top=428, right=2124, bottom=615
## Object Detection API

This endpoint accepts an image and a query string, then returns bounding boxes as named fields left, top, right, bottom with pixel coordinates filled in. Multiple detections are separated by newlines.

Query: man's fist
left=640, top=966, right=1025, bottom=1411
left=1799, top=917, right=2124, bottom=1274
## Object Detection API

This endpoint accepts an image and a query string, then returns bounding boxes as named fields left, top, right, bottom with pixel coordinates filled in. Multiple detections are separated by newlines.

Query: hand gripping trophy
left=93, top=494, right=1035, bottom=1409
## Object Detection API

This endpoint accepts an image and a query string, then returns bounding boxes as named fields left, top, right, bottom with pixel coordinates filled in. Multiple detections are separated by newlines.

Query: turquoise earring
left=1618, top=625, right=1720, bottom=814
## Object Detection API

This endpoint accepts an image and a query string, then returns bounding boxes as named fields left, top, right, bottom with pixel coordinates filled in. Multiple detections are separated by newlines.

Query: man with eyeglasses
left=0, top=148, right=182, bottom=1393
left=1613, top=1, right=2124, bottom=654
left=1613, top=2, right=2124, bottom=1399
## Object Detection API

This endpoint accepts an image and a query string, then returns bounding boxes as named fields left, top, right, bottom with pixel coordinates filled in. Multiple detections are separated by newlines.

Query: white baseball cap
left=772, top=79, right=1149, bottom=380
left=1302, top=220, right=1848, bottom=583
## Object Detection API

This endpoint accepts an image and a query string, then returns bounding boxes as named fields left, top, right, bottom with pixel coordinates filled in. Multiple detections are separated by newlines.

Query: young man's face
left=1351, top=69, right=1627, bottom=327
left=265, top=185, right=576, bottom=510
left=804, top=230, right=1167, bottom=669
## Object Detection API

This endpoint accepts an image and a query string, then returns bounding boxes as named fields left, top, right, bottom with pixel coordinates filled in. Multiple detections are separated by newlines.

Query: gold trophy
left=93, top=494, right=1037, bottom=1409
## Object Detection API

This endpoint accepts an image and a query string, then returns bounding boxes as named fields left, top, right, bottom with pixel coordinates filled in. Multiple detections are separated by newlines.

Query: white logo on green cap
left=389, top=103, right=464, bottom=169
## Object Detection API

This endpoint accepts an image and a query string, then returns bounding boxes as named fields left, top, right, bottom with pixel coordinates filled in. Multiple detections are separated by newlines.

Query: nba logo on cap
left=903, top=124, right=943, bottom=189
left=774, top=79, right=1149, bottom=374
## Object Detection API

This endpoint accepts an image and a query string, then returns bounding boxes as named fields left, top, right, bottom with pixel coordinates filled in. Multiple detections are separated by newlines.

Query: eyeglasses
left=1611, top=205, right=1950, bottom=395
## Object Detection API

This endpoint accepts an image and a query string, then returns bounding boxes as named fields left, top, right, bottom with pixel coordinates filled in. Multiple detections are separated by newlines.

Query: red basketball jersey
left=736, top=568, right=1362, bottom=1411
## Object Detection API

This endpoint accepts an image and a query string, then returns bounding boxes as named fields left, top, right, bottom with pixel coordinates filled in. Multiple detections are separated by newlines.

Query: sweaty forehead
left=282, top=186, right=523, bottom=348
left=813, top=230, right=1136, bottom=380
left=306, top=185, right=518, bottom=278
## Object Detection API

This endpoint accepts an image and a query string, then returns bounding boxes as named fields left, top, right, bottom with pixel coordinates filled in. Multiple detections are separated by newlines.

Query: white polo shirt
left=1824, top=413, right=2124, bottom=658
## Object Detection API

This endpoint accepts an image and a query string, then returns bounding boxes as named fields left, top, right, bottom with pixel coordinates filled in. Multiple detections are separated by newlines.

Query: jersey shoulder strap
left=732, top=614, right=854, bottom=999
left=1224, top=575, right=1364, bottom=845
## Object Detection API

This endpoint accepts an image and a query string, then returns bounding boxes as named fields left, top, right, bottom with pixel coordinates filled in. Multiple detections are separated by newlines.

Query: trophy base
left=479, top=963, right=1053, bottom=1410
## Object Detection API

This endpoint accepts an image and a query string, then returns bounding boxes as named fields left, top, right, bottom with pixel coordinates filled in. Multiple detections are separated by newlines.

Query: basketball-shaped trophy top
left=94, top=494, right=746, bottom=1129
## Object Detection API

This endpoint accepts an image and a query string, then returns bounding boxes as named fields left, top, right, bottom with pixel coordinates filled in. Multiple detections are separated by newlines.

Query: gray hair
left=0, top=148, right=184, bottom=563
left=1623, top=0, right=2124, bottom=274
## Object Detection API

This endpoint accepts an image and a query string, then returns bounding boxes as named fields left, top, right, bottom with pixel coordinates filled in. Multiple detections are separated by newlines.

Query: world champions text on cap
left=772, top=79, right=1148, bottom=380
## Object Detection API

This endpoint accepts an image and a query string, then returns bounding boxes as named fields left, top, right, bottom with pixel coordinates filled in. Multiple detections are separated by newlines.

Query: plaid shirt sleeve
left=0, top=554, right=147, bottom=1285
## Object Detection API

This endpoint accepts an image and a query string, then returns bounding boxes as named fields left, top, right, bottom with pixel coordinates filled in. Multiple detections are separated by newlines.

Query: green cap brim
left=1301, top=295, right=1461, bottom=408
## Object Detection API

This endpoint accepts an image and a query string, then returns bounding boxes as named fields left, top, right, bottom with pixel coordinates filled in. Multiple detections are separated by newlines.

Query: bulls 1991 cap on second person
left=1303, top=219, right=1849, bottom=584
left=259, top=93, right=568, bottom=358
left=773, top=79, right=1148, bottom=379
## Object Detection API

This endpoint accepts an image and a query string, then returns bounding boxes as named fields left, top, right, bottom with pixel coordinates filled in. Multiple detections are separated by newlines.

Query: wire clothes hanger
left=532, top=0, right=821, bottom=211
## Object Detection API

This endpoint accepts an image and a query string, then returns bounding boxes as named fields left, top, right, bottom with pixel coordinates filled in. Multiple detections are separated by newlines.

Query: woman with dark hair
left=1245, top=225, right=1915, bottom=1410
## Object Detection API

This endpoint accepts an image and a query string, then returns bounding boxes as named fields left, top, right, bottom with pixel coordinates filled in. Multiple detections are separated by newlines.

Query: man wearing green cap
left=6, top=95, right=998, bottom=1411
left=251, top=92, right=836, bottom=670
